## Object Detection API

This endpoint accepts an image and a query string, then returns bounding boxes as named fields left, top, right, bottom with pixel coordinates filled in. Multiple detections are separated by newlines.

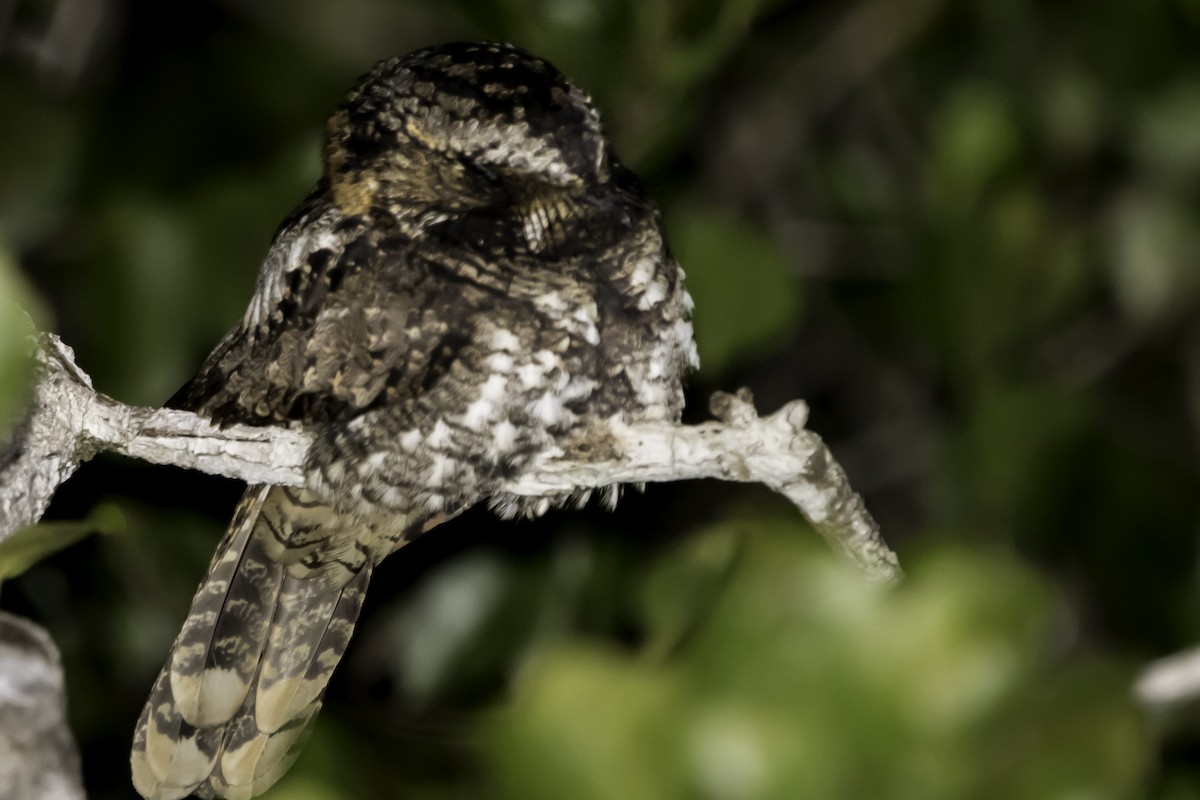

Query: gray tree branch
left=1, top=332, right=901, bottom=583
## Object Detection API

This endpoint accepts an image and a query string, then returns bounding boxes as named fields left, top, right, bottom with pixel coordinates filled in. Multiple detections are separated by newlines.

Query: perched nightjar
left=131, top=41, right=698, bottom=800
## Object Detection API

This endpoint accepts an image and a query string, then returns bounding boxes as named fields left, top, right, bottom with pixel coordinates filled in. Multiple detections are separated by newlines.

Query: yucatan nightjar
left=130, top=41, right=699, bottom=800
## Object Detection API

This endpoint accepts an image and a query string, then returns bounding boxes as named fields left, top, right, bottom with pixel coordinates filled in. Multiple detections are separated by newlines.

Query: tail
left=131, top=485, right=381, bottom=800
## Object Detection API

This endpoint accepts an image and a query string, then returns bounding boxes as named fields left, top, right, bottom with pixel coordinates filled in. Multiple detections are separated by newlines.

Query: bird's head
left=324, top=42, right=612, bottom=218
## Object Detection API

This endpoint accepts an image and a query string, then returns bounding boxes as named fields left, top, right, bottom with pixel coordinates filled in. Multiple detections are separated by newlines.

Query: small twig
left=1, top=332, right=901, bottom=582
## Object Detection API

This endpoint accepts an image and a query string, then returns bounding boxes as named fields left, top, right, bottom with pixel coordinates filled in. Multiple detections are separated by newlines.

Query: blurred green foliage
left=490, top=527, right=1147, bottom=800
left=0, top=246, right=43, bottom=438
left=2, top=0, right=1199, bottom=797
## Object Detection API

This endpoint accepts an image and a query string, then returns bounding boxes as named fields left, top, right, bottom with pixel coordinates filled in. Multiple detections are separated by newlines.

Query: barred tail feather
left=132, top=668, right=224, bottom=798
left=171, top=487, right=279, bottom=727
left=132, top=487, right=375, bottom=800
left=256, top=565, right=369, bottom=733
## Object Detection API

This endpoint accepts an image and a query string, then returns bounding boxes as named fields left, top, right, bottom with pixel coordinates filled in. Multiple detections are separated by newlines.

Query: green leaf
left=0, top=246, right=46, bottom=441
left=638, top=522, right=742, bottom=660
left=488, top=645, right=686, bottom=800
left=0, top=504, right=125, bottom=580
left=669, top=209, right=801, bottom=376
left=928, top=83, right=1020, bottom=213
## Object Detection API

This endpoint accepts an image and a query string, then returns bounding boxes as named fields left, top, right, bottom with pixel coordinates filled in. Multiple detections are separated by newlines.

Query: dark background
left=2, top=0, right=1199, bottom=797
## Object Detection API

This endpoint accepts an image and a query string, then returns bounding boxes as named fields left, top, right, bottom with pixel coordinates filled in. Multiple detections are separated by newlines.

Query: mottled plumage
left=131, top=41, right=697, bottom=799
